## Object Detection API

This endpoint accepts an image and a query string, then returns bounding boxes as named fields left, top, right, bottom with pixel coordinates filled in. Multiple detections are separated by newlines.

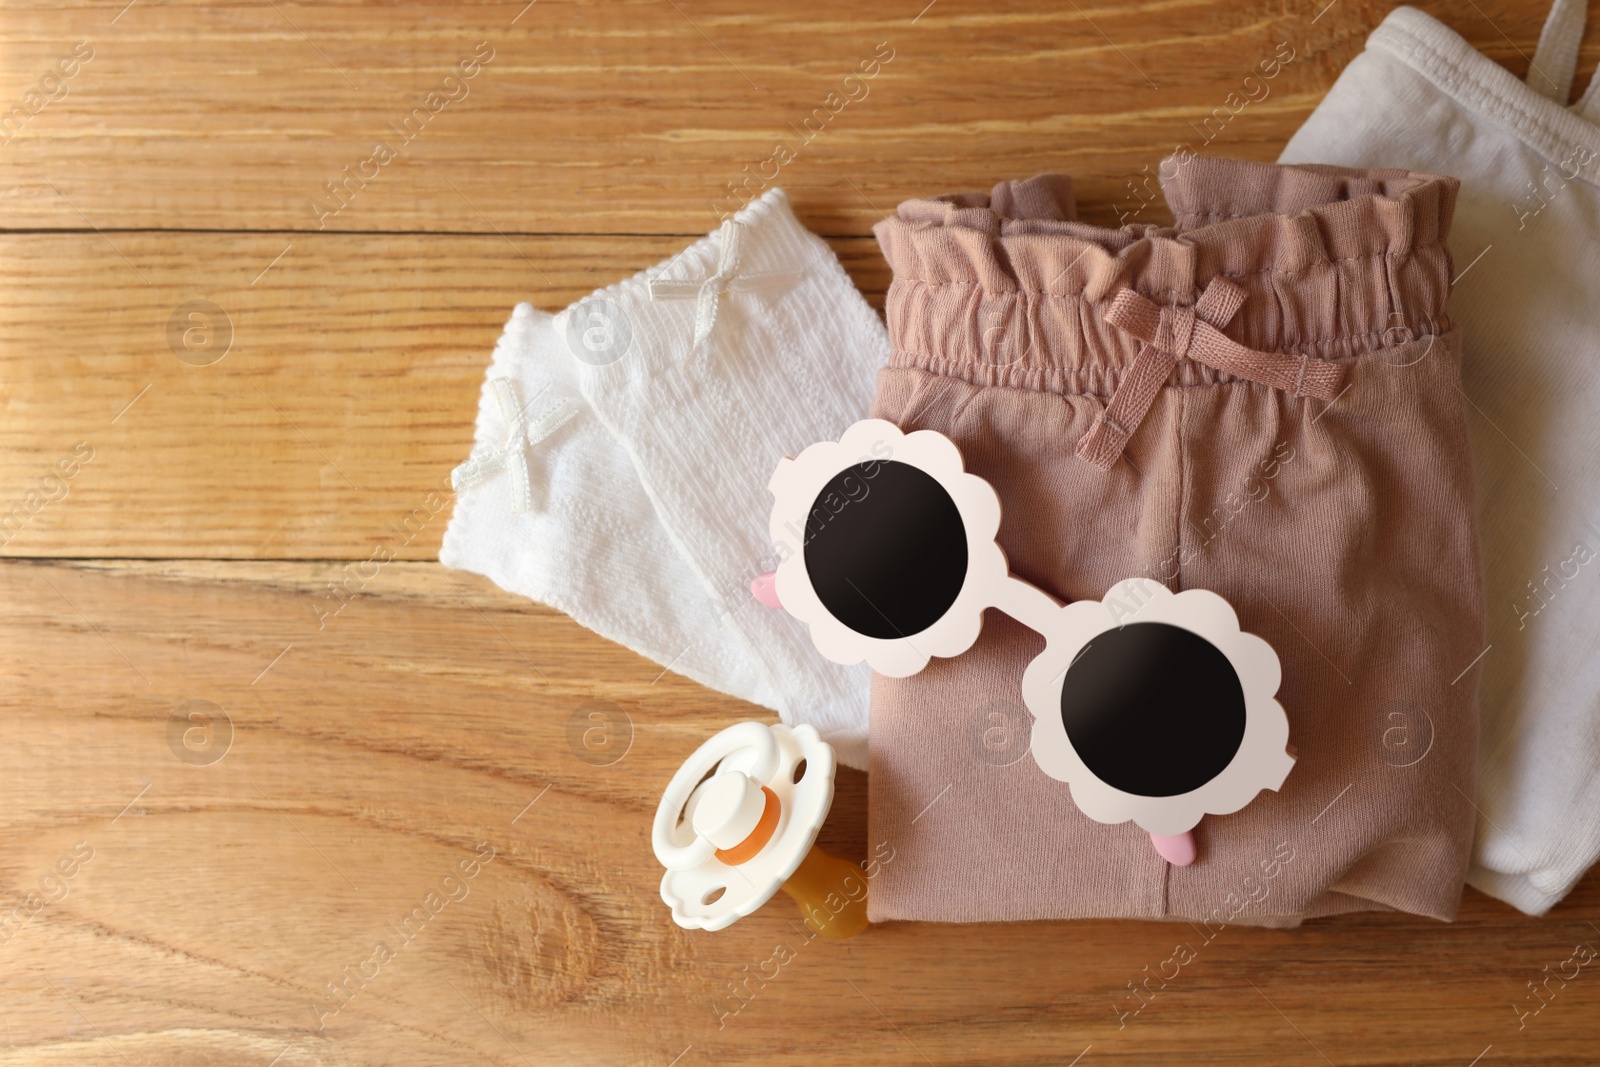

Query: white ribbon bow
left=648, top=219, right=803, bottom=346
left=451, top=378, right=578, bottom=514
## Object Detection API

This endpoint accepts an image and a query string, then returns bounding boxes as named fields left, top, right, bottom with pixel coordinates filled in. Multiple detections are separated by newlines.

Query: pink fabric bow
left=1075, top=278, right=1346, bottom=471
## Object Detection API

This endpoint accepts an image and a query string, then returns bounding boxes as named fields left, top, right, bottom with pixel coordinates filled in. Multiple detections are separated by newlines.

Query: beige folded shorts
left=866, top=157, right=1483, bottom=926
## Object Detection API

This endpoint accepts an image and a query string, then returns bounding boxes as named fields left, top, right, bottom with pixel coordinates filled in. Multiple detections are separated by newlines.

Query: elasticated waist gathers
left=874, top=157, right=1458, bottom=397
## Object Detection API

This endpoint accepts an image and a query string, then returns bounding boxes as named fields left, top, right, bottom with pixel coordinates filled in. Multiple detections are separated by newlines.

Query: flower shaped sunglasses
left=756, top=419, right=1295, bottom=865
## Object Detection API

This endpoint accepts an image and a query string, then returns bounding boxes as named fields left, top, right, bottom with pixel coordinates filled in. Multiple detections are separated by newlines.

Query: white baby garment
left=442, top=190, right=886, bottom=768
left=559, top=188, right=888, bottom=769
left=441, top=305, right=785, bottom=711
left=1281, top=1, right=1600, bottom=914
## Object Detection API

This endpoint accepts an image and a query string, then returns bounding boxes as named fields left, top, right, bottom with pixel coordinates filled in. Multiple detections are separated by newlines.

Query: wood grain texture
left=0, top=0, right=1590, bottom=234
left=4, top=0, right=1600, bottom=1063
left=0, top=231, right=885, bottom=558
left=1, top=558, right=1597, bottom=1066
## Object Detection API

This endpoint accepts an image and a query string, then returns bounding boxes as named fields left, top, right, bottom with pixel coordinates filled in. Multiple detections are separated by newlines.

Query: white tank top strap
left=1526, top=0, right=1587, bottom=103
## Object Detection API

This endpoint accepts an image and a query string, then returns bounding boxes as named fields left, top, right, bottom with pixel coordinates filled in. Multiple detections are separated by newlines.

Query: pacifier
left=653, top=721, right=869, bottom=938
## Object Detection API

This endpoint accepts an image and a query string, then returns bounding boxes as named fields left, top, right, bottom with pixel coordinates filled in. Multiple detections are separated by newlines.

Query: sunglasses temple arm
left=986, top=576, right=1062, bottom=637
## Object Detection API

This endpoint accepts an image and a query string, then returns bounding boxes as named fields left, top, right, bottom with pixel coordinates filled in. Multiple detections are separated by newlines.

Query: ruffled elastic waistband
left=874, top=156, right=1460, bottom=396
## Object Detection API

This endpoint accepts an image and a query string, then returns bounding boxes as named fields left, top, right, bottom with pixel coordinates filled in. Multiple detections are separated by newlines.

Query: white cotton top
left=1281, top=0, right=1600, bottom=914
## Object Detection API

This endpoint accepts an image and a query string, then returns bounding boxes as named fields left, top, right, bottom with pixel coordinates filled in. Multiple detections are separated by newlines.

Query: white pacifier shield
left=654, top=722, right=836, bottom=932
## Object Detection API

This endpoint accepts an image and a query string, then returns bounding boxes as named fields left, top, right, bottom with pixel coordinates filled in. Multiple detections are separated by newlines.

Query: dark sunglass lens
left=1058, top=622, right=1246, bottom=797
left=802, top=461, right=968, bottom=640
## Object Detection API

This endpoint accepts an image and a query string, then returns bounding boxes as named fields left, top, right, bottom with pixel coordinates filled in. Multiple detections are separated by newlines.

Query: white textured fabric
left=1281, top=2, right=1600, bottom=914
left=451, top=376, right=578, bottom=515
left=442, top=189, right=884, bottom=767
left=560, top=188, right=886, bottom=769
left=441, top=304, right=781, bottom=717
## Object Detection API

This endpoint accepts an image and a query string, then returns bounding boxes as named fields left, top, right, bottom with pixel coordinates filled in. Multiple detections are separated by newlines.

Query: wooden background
left=2, top=0, right=1598, bottom=1063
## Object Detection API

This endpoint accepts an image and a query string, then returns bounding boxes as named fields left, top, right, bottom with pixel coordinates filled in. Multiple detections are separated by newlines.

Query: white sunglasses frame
left=766, top=419, right=1294, bottom=837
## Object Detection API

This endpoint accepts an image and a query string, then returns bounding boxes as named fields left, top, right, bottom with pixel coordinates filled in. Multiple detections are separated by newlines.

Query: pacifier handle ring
left=653, top=721, right=781, bottom=871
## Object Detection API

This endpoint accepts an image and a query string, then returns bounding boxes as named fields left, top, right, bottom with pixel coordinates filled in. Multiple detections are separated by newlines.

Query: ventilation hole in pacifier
left=792, top=758, right=808, bottom=784
left=701, top=886, right=726, bottom=905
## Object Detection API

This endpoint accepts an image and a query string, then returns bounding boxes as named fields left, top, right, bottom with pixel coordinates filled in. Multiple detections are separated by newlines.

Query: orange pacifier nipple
left=775, top=843, right=870, bottom=939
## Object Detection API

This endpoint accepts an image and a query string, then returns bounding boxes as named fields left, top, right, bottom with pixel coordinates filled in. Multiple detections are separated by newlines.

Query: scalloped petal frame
left=767, top=419, right=1011, bottom=678
left=1020, top=578, right=1295, bottom=836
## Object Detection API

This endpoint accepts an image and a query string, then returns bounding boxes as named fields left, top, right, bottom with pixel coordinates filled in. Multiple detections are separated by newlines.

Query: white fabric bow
left=451, top=378, right=578, bottom=514
left=648, top=219, right=803, bottom=346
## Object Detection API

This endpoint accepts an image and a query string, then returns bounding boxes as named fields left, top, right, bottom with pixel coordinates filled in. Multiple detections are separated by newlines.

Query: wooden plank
left=0, top=558, right=1595, bottom=1066
left=0, top=1, right=1587, bottom=234
left=0, top=231, right=887, bottom=559
left=8, top=0, right=1600, bottom=1062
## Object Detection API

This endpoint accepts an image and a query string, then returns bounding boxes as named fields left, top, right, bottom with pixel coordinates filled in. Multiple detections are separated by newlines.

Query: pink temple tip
left=1150, top=831, right=1197, bottom=867
left=750, top=570, right=782, bottom=609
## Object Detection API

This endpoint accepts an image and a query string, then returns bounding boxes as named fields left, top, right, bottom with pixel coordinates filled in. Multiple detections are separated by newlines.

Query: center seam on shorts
left=1163, top=382, right=1193, bottom=918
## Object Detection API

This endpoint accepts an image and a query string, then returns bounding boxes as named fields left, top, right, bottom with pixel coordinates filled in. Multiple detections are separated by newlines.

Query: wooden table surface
left=3, top=1, right=1598, bottom=1063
